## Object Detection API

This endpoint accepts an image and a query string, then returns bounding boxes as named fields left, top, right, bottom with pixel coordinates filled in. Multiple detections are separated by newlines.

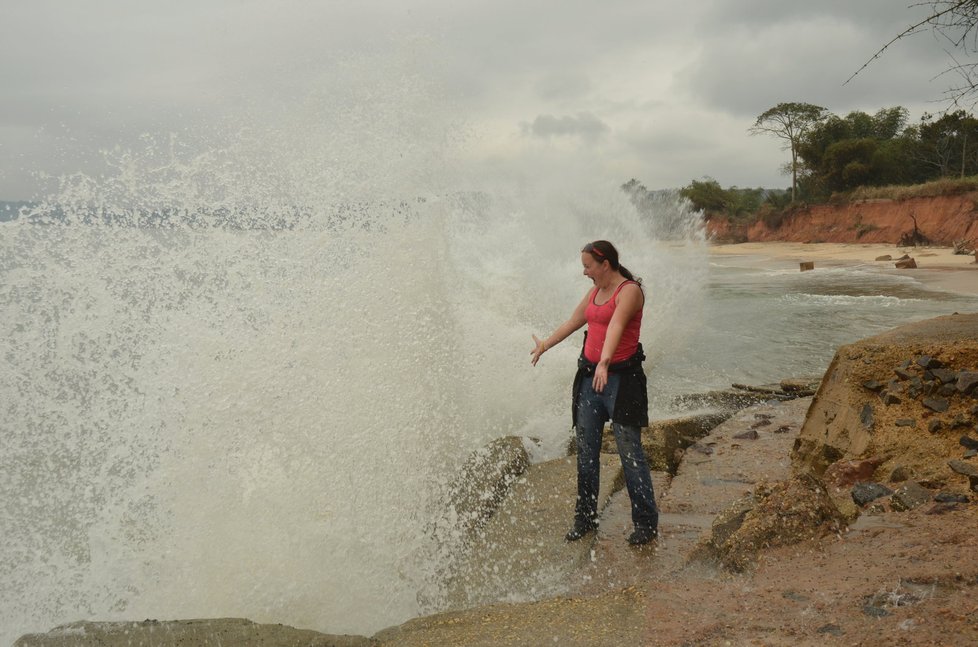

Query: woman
left=530, top=240, right=658, bottom=546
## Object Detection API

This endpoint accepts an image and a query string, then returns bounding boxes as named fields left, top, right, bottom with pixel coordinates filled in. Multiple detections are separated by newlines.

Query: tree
left=821, top=138, right=879, bottom=192
left=908, top=109, right=978, bottom=176
left=872, top=106, right=910, bottom=139
left=796, top=107, right=915, bottom=196
left=851, top=1, right=978, bottom=107
left=749, top=102, right=829, bottom=202
left=677, top=178, right=783, bottom=220
left=679, top=178, right=730, bottom=213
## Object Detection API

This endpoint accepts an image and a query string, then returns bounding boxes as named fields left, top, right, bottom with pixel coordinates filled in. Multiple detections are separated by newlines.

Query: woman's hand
left=530, top=292, right=588, bottom=368
left=592, top=361, right=609, bottom=393
left=530, top=334, right=546, bottom=366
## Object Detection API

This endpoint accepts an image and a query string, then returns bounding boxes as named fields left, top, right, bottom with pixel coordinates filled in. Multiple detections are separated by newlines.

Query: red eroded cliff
left=706, top=193, right=978, bottom=245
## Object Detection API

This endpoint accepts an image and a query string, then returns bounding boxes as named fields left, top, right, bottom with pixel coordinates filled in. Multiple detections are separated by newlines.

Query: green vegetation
left=675, top=2, right=978, bottom=227
left=676, top=178, right=788, bottom=222
left=748, top=102, right=829, bottom=202
left=673, top=104, right=978, bottom=227
left=774, top=106, right=978, bottom=202
left=849, top=175, right=978, bottom=201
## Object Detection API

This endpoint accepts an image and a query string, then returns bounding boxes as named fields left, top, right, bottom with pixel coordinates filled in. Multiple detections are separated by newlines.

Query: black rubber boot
left=627, top=526, right=658, bottom=546
left=564, top=519, right=598, bottom=541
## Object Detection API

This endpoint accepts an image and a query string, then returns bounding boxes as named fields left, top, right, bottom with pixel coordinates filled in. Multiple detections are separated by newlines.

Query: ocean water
left=651, top=256, right=978, bottom=407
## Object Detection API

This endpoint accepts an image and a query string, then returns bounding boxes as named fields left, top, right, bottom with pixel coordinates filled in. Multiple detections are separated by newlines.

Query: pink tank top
left=583, top=280, right=643, bottom=364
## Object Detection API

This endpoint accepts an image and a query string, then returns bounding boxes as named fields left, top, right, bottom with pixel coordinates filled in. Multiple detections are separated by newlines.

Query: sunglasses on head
left=584, top=242, right=606, bottom=258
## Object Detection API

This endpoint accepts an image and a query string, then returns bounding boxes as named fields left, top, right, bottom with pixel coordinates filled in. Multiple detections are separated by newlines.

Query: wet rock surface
left=15, top=619, right=373, bottom=647
left=695, top=471, right=845, bottom=572
left=890, top=481, right=934, bottom=511
left=444, top=436, right=529, bottom=540
left=436, top=453, right=635, bottom=610
left=669, top=377, right=819, bottom=411
left=851, top=481, right=893, bottom=506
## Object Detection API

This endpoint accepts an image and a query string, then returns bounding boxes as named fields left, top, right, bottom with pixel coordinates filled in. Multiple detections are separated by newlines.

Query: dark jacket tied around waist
left=572, top=340, right=649, bottom=428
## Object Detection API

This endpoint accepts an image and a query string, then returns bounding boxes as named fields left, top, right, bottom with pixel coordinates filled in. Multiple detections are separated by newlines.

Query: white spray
left=0, top=48, right=708, bottom=642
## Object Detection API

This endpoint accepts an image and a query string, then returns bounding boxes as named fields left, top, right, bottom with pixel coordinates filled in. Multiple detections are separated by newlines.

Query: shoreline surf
left=709, top=241, right=978, bottom=297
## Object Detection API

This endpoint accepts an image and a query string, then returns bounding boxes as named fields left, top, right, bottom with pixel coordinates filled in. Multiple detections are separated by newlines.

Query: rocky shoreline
left=16, top=314, right=978, bottom=646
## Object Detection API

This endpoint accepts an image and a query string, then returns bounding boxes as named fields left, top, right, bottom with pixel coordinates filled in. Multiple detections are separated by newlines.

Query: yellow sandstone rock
left=792, top=313, right=978, bottom=495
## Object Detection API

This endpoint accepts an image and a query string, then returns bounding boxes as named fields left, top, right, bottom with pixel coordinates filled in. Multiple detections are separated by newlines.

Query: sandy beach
left=710, top=241, right=978, bottom=297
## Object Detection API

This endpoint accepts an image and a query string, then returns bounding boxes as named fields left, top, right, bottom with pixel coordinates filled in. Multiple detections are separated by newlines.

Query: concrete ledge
left=15, top=619, right=373, bottom=647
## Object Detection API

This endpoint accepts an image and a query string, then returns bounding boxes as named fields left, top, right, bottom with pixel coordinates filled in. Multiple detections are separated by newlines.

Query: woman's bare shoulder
left=617, top=281, right=645, bottom=305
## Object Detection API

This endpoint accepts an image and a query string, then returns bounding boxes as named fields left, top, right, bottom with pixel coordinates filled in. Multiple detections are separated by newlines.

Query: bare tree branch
left=847, top=1, right=978, bottom=104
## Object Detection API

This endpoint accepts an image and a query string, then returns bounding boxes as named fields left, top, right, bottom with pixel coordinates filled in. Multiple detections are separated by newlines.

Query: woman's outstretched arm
left=530, top=290, right=590, bottom=366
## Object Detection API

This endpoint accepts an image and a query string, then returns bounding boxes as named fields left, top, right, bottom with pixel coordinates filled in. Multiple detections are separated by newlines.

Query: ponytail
left=618, top=265, right=641, bottom=285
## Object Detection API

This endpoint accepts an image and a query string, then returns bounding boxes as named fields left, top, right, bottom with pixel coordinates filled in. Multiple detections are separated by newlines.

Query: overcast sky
left=0, top=0, right=969, bottom=201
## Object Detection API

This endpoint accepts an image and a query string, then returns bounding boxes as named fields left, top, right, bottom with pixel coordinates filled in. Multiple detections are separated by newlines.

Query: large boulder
left=792, top=313, right=978, bottom=494
left=444, top=436, right=529, bottom=538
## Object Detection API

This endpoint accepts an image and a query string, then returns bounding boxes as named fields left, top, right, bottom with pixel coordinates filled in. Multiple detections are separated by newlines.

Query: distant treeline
left=661, top=106, right=978, bottom=222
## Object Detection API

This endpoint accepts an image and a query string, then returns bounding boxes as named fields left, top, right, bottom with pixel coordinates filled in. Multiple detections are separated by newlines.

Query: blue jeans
left=574, top=372, right=658, bottom=529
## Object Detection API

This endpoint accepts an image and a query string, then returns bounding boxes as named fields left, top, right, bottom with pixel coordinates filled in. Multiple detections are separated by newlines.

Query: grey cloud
left=622, top=127, right=713, bottom=155
left=4, top=0, right=978, bottom=199
left=679, top=7, right=962, bottom=121
left=700, top=0, right=935, bottom=38
left=523, top=112, right=610, bottom=141
left=429, top=2, right=695, bottom=105
left=534, top=71, right=593, bottom=102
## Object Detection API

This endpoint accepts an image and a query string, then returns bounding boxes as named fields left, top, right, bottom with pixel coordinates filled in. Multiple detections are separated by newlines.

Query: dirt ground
left=579, top=397, right=978, bottom=646
left=634, top=506, right=978, bottom=646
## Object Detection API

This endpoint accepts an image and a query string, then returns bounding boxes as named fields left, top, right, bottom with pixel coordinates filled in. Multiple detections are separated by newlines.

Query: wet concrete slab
left=440, top=453, right=624, bottom=609
left=15, top=619, right=371, bottom=647
left=660, top=397, right=812, bottom=517
left=570, top=397, right=813, bottom=595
